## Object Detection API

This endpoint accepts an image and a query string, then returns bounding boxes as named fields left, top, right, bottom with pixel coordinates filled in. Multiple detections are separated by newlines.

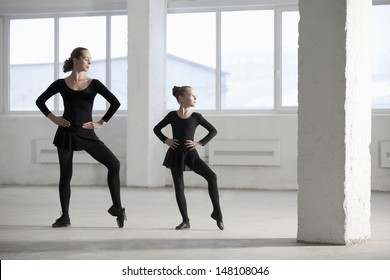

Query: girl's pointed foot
left=175, top=220, right=190, bottom=230
left=211, top=212, right=224, bottom=230
left=52, top=214, right=71, bottom=228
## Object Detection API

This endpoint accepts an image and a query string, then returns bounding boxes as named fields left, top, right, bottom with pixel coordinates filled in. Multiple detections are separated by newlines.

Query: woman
left=36, top=47, right=126, bottom=228
left=153, top=86, right=224, bottom=230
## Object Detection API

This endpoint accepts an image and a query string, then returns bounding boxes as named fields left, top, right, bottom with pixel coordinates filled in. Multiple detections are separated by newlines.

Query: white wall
left=173, top=115, right=298, bottom=190
left=0, top=115, right=126, bottom=186
left=1, top=0, right=390, bottom=191
left=1, top=113, right=390, bottom=191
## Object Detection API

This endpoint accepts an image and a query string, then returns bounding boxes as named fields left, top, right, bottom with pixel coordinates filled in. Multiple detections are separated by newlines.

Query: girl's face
left=179, top=88, right=197, bottom=108
left=74, top=50, right=91, bottom=72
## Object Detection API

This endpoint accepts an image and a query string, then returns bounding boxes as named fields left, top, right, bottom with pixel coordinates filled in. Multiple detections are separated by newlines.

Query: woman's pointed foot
left=175, top=220, right=190, bottom=230
left=211, top=212, right=224, bottom=230
left=108, top=205, right=127, bottom=228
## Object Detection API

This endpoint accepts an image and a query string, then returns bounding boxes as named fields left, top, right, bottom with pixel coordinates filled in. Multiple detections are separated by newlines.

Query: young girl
left=153, top=86, right=224, bottom=230
left=36, top=47, right=126, bottom=228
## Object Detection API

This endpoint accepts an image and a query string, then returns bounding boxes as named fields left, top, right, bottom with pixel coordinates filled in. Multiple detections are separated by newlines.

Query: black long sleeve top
left=153, top=111, right=217, bottom=170
left=36, top=79, right=120, bottom=150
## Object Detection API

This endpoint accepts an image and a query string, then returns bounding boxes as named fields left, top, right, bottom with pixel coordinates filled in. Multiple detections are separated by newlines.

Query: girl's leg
left=171, top=168, right=190, bottom=229
left=190, top=157, right=223, bottom=229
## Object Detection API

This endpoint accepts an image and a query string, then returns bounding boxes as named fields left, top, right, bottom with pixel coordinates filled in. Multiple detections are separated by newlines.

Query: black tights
left=57, top=143, right=122, bottom=217
left=170, top=157, right=222, bottom=222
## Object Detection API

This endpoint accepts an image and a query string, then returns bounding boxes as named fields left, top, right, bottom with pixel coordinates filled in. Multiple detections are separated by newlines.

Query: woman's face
left=180, top=88, right=197, bottom=108
left=74, top=50, right=91, bottom=72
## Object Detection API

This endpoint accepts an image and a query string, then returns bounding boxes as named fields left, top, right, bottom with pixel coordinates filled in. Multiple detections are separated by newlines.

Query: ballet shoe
left=211, top=212, right=224, bottom=230
left=52, top=215, right=71, bottom=228
left=175, top=221, right=190, bottom=230
left=108, top=205, right=127, bottom=228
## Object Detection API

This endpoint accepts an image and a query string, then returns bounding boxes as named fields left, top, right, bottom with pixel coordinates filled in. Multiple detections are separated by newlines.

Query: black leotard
left=153, top=111, right=217, bottom=171
left=36, top=79, right=120, bottom=151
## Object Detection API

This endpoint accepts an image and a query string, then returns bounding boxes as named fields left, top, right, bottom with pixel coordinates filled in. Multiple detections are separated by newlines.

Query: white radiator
left=209, top=140, right=281, bottom=166
left=35, top=139, right=98, bottom=164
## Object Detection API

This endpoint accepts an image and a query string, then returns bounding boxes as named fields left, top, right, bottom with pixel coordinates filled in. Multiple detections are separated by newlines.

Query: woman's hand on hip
left=185, top=140, right=202, bottom=150
left=47, top=113, right=70, bottom=127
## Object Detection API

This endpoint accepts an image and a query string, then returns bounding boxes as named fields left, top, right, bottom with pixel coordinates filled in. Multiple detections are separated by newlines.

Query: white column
left=126, top=0, right=167, bottom=187
left=297, top=0, right=371, bottom=244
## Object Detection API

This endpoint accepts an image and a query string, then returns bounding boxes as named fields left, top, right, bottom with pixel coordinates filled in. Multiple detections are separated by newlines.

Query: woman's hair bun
left=172, top=86, right=180, bottom=98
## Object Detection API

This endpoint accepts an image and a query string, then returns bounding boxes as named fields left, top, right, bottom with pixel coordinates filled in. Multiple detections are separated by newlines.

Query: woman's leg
left=52, top=147, right=73, bottom=227
left=57, top=147, right=74, bottom=218
left=86, top=142, right=125, bottom=228
left=85, top=142, right=122, bottom=209
left=171, top=168, right=190, bottom=228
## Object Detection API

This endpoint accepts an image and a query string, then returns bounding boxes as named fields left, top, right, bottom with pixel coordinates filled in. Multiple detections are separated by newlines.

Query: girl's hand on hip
left=82, top=119, right=106, bottom=130
left=165, top=139, right=179, bottom=150
left=185, top=140, right=202, bottom=150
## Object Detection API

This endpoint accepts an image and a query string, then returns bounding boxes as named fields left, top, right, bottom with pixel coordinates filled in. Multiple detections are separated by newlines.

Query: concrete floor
left=0, top=185, right=389, bottom=260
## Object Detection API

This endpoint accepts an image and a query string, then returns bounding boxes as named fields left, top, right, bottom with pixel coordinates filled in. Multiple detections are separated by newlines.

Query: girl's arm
left=197, top=113, right=217, bottom=146
left=153, top=112, right=179, bottom=149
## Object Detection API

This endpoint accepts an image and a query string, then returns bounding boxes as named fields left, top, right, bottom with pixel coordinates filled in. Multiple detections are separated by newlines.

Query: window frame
left=370, top=1, right=390, bottom=114
left=167, top=0, right=390, bottom=115
left=2, top=11, right=128, bottom=115
left=167, top=4, right=299, bottom=115
left=2, top=0, right=390, bottom=115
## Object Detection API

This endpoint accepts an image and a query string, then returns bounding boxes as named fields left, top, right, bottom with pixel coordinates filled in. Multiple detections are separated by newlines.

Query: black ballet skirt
left=163, top=146, right=200, bottom=171
left=153, top=111, right=217, bottom=172
left=36, top=79, right=120, bottom=151
left=53, top=126, right=103, bottom=151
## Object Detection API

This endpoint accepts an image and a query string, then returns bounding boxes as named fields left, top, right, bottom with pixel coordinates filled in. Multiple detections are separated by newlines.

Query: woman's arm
left=95, top=79, right=121, bottom=123
left=36, top=80, right=60, bottom=117
left=36, top=80, right=70, bottom=127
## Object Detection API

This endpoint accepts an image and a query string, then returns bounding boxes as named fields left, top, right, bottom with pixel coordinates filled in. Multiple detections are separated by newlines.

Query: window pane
left=221, top=10, right=274, bottom=110
left=282, top=11, right=299, bottom=107
left=371, top=5, right=390, bottom=109
left=10, top=18, right=54, bottom=111
left=59, top=16, right=107, bottom=110
left=166, top=13, right=216, bottom=110
left=111, top=15, right=128, bottom=110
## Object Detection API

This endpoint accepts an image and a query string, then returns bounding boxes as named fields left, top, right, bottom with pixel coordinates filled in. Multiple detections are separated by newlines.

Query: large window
left=371, top=4, right=390, bottom=109
left=8, top=14, right=127, bottom=112
left=167, top=4, right=390, bottom=112
left=59, top=16, right=107, bottom=110
left=281, top=10, right=299, bottom=108
left=111, top=15, right=128, bottom=110
left=166, top=9, right=288, bottom=112
left=221, top=10, right=274, bottom=110
left=166, top=12, right=216, bottom=110
left=10, top=18, right=55, bottom=111
left=5, top=3, right=390, bottom=113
